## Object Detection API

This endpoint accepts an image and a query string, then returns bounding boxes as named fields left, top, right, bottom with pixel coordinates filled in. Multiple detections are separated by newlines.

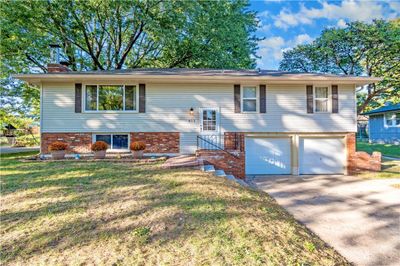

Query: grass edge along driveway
left=356, top=141, right=400, bottom=158
left=1, top=152, right=348, bottom=265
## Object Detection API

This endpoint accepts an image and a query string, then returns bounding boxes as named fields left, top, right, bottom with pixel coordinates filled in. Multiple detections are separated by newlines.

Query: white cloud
left=388, top=2, right=400, bottom=12
left=257, top=34, right=314, bottom=69
left=274, top=8, right=312, bottom=30
left=259, top=10, right=270, bottom=18
left=293, top=34, right=313, bottom=45
left=273, top=0, right=399, bottom=29
left=336, top=19, right=347, bottom=28
left=258, top=20, right=272, bottom=33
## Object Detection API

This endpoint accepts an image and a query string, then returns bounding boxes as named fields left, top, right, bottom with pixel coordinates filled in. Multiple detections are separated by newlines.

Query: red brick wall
left=347, top=133, right=382, bottom=173
left=130, top=132, right=180, bottom=153
left=41, top=133, right=92, bottom=153
left=196, top=150, right=245, bottom=179
left=224, top=132, right=245, bottom=151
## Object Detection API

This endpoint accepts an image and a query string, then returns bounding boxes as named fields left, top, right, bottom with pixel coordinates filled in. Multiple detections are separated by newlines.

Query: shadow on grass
left=1, top=157, right=275, bottom=264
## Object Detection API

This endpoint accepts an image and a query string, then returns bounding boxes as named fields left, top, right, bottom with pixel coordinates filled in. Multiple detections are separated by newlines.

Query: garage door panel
left=300, top=138, right=345, bottom=175
left=245, top=138, right=291, bottom=175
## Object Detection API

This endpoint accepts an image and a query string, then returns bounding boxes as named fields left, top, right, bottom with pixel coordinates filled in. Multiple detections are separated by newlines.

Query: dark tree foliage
left=1, top=0, right=260, bottom=119
left=279, top=20, right=400, bottom=113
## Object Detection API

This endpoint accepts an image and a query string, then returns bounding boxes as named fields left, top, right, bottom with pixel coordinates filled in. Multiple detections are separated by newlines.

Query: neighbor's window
left=314, top=87, right=329, bottom=112
left=85, top=85, right=137, bottom=111
left=385, top=112, right=400, bottom=127
left=95, top=134, right=129, bottom=150
left=242, top=86, right=257, bottom=112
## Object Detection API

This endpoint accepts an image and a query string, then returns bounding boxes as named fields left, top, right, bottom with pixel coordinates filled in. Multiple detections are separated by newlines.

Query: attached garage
left=245, top=137, right=292, bottom=175
left=299, top=137, right=345, bottom=175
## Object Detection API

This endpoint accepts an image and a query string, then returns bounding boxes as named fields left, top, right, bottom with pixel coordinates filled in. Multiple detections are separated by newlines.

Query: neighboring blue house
left=363, top=103, right=400, bottom=144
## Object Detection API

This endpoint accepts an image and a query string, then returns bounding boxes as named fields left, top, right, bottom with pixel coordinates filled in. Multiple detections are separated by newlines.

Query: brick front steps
left=162, top=155, right=249, bottom=187
left=162, top=155, right=204, bottom=169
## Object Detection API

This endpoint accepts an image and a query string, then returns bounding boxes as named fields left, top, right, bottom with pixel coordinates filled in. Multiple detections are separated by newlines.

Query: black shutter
left=234, top=84, right=241, bottom=113
left=139, top=84, right=146, bottom=113
left=306, top=85, right=313, bottom=113
left=332, top=85, right=339, bottom=113
left=75, top=83, right=82, bottom=113
left=259, top=84, right=266, bottom=113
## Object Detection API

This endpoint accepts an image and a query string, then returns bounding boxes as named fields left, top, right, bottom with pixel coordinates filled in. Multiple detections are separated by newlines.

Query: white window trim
left=384, top=112, right=400, bottom=128
left=241, top=85, right=259, bottom=113
left=313, top=85, right=331, bottom=113
left=199, top=107, right=220, bottom=133
left=83, top=84, right=139, bottom=113
left=92, top=133, right=131, bottom=152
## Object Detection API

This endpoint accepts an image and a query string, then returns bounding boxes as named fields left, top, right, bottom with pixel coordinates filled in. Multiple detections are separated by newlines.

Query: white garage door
left=299, top=137, right=345, bottom=174
left=245, top=138, right=292, bottom=175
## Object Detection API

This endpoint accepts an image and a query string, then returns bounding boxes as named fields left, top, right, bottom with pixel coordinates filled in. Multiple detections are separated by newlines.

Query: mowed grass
left=356, top=159, right=400, bottom=179
left=356, top=141, right=400, bottom=178
left=0, top=152, right=348, bottom=265
left=356, top=141, right=400, bottom=158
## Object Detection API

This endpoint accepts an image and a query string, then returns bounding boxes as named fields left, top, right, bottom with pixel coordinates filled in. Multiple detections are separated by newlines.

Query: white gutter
left=12, top=73, right=382, bottom=87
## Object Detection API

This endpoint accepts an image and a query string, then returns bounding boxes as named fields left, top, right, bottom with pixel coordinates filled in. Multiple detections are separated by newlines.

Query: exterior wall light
left=189, top=107, right=196, bottom=123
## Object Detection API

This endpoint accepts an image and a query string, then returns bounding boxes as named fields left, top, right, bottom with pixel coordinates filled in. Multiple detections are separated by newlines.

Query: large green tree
left=279, top=19, right=400, bottom=114
left=1, top=0, right=259, bottom=120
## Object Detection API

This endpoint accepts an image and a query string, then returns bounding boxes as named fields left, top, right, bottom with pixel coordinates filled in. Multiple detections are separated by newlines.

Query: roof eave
left=363, top=109, right=400, bottom=116
left=12, top=73, right=382, bottom=86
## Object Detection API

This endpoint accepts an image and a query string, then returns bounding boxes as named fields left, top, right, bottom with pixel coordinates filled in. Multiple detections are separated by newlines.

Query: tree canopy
left=0, top=0, right=259, bottom=121
left=279, top=19, right=400, bottom=114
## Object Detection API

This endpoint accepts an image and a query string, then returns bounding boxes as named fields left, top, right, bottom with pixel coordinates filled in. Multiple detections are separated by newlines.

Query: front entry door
left=199, top=108, right=221, bottom=149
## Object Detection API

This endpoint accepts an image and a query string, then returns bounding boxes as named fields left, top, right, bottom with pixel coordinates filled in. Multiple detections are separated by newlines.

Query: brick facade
left=196, top=150, right=245, bottom=179
left=347, top=133, right=381, bottom=173
left=224, top=132, right=245, bottom=151
left=130, top=132, right=180, bottom=153
left=198, top=132, right=381, bottom=179
left=195, top=132, right=246, bottom=179
left=41, top=133, right=92, bottom=153
left=42, top=132, right=180, bottom=154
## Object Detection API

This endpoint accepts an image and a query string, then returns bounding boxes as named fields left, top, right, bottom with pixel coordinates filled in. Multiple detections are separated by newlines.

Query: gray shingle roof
left=362, top=103, right=400, bottom=115
left=41, top=68, right=361, bottom=78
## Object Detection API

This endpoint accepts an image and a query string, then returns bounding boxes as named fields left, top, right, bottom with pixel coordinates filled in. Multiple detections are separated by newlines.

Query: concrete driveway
left=250, top=175, right=400, bottom=266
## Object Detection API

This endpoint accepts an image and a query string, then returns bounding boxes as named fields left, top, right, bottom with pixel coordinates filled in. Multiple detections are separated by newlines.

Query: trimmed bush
left=91, top=141, right=108, bottom=151
left=130, top=141, right=146, bottom=151
left=48, top=141, right=68, bottom=151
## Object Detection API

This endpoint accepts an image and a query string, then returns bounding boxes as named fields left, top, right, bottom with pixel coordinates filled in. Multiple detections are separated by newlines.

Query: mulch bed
left=20, top=155, right=168, bottom=163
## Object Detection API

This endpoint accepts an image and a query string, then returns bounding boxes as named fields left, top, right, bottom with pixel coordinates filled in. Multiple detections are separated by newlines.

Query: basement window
left=94, top=134, right=129, bottom=150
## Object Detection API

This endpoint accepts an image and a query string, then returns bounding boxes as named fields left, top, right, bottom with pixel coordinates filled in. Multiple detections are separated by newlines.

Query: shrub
left=48, top=141, right=68, bottom=151
left=91, top=141, right=108, bottom=151
left=13, top=135, right=40, bottom=147
left=130, top=141, right=146, bottom=151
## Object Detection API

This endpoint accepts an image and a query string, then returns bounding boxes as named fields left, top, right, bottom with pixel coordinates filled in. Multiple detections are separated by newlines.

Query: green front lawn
left=0, top=152, right=348, bottom=265
left=356, top=141, right=400, bottom=158
left=356, top=159, right=400, bottom=179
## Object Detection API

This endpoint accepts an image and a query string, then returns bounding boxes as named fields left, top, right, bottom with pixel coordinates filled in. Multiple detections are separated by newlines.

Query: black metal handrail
left=197, top=135, right=240, bottom=159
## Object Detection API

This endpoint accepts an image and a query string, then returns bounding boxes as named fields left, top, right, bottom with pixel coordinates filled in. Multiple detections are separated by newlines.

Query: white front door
left=245, top=137, right=292, bottom=175
left=199, top=108, right=221, bottom=148
left=299, top=137, right=345, bottom=174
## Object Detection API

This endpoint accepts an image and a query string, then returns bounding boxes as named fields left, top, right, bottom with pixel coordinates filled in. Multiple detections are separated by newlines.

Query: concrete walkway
left=0, top=146, right=40, bottom=154
left=250, top=175, right=400, bottom=266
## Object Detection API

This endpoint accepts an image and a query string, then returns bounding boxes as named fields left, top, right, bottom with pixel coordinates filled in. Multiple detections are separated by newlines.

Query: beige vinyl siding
left=42, top=82, right=356, bottom=135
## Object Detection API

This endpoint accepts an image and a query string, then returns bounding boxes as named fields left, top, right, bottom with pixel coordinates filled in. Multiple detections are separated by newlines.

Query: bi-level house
left=15, top=64, right=381, bottom=178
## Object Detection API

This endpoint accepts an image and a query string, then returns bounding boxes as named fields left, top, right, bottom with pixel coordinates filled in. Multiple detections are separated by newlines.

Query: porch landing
left=162, top=155, right=204, bottom=169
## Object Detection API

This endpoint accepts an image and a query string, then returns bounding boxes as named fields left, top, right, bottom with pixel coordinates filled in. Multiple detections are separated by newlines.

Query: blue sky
left=249, top=0, right=400, bottom=69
